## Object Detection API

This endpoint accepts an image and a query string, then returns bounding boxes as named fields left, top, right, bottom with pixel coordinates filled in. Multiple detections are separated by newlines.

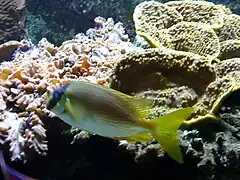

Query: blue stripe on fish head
left=47, top=83, right=70, bottom=110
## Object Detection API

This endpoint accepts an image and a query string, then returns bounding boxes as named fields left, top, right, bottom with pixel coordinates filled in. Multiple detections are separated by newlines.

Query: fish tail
left=149, top=107, right=194, bottom=164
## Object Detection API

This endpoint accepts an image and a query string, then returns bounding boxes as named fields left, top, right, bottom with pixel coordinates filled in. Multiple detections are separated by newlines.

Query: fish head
left=46, top=83, right=70, bottom=115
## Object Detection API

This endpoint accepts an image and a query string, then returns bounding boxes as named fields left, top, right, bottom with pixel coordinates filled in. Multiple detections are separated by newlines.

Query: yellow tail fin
left=150, top=107, right=194, bottom=164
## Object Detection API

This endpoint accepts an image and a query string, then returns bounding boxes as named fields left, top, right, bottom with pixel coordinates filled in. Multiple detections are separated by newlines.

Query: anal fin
left=114, top=131, right=153, bottom=142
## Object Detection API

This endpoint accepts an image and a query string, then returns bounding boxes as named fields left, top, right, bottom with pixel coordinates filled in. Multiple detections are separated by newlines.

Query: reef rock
left=0, top=0, right=27, bottom=43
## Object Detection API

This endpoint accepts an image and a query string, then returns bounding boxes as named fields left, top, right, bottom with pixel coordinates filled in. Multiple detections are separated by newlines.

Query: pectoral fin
left=65, top=98, right=87, bottom=121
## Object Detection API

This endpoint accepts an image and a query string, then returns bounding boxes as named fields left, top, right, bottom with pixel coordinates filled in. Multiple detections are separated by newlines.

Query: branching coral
left=0, top=73, right=49, bottom=161
left=0, top=17, right=135, bottom=162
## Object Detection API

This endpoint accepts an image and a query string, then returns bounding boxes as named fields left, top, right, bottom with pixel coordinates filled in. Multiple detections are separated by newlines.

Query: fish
left=46, top=80, right=194, bottom=164
left=0, top=150, right=37, bottom=180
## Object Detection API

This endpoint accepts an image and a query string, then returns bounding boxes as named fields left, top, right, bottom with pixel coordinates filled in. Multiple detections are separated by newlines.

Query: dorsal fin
left=100, top=85, right=154, bottom=119
left=67, top=81, right=154, bottom=120
left=98, top=85, right=154, bottom=119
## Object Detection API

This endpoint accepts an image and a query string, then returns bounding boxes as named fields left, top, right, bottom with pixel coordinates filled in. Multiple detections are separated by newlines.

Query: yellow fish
left=46, top=81, right=194, bottom=164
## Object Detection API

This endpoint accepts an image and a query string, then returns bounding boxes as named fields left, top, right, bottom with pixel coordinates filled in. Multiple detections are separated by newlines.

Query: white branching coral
left=0, top=16, right=136, bottom=162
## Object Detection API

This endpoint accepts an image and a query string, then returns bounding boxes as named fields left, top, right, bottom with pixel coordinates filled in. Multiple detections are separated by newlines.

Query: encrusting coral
left=1, top=0, right=240, bottom=179
left=165, top=0, right=226, bottom=29
left=133, top=1, right=222, bottom=61
left=113, top=1, right=240, bottom=179
left=216, top=58, right=240, bottom=77
left=165, top=21, right=220, bottom=60
left=0, top=0, right=27, bottom=43
left=217, top=14, right=240, bottom=42
left=218, top=40, right=240, bottom=60
left=110, top=48, right=216, bottom=96
left=133, top=1, right=183, bottom=47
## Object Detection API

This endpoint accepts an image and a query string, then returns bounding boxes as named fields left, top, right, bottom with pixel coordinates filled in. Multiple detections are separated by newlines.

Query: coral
left=0, top=40, right=30, bottom=62
left=0, top=17, right=135, bottom=162
left=166, top=22, right=220, bottom=60
left=0, top=76, right=49, bottom=161
left=133, top=1, right=183, bottom=47
left=179, top=129, right=240, bottom=180
left=0, top=41, right=22, bottom=62
left=135, top=86, right=198, bottom=109
left=132, top=1, right=221, bottom=61
left=215, top=58, right=240, bottom=78
left=119, top=140, right=164, bottom=163
left=185, top=71, right=240, bottom=125
left=110, top=48, right=216, bottom=94
left=179, top=86, right=240, bottom=179
left=217, top=14, right=240, bottom=42
left=215, top=3, right=233, bottom=15
left=218, top=40, right=240, bottom=60
left=165, top=1, right=225, bottom=29
left=26, top=0, right=147, bottom=45
left=116, top=68, right=240, bottom=179
left=2, top=1, right=240, bottom=179
left=108, top=34, right=240, bottom=175
left=105, top=3, right=240, bottom=178
left=0, top=0, right=27, bottom=43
